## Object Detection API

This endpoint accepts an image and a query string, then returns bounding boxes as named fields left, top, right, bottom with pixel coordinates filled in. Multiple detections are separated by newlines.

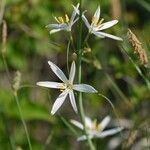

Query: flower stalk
left=77, top=1, right=95, bottom=150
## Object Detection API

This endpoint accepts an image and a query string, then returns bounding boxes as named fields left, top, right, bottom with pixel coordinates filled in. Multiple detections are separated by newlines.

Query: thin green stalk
left=67, top=38, right=71, bottom=74
left=98, top=93, right=123, bottom=138
left=83, top=32, right=90, bottom=47
left=77, top=1, right=95, bottom=150
left=60, top=116, right=78, bottom=137
left=2, top=54, right=32, bottom=150
left=14, top=92, right=32, bottom=150
left=120, top=46, right=150, bottom=91
left=106, top=74, right=133, bottom=108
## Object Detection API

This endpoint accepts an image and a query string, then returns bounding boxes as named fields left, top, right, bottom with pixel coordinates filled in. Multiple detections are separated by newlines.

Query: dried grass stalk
left=1, top=20, right=7, bottom=54
left=127, top=29, right=148, bottom=67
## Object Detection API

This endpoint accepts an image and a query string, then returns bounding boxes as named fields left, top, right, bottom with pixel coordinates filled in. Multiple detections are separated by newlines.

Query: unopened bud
left=93, top=59, right=102, bottom=70
left=71, top=52, right=77, bottom=61
left=82, top=47, right=91, bottom=55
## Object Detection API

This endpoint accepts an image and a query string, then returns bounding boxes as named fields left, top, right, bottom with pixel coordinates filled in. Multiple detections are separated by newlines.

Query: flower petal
left=85, top=117, right=92, bottom=129
left=69, top=61, right=76, bottom=83
left=49, top=29, right=62, bottom=34
left=51, top=90, right=69, bottom=115
left=48, top=61, right=68, bottom=83
left=99, top=20, right=118, bottom=30
left=99, top=116, right=111, bottom=131
left=92, top=31, right=105, bottom=38
left=73, top=84, right=97, bottom=93
left=70, top=3, right=80, bottom=25
left=36, top=81, right=64, bottom=89
left=69, top=90, right=78, bottom=113
left=82, top=15, right=91, bottom=29
left=94, top=6, right=100, bottom=21
left=97, top=127, right=123, bottom=138
left=94, top=31, right=123, bottom=41
left=77, top=135, right=94, bottom=141
left=46, top=24, right=61, bottom=29
left=72, top=3, right=80, bottom=15
left=70, top=120, right=83, bottom=129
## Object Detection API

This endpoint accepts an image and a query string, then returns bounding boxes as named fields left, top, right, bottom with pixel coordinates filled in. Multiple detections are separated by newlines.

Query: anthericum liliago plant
left=37, top=2, right=123, bottom=150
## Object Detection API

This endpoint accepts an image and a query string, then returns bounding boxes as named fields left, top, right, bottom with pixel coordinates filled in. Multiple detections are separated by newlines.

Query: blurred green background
left=0, top=0, right=150, bottom=149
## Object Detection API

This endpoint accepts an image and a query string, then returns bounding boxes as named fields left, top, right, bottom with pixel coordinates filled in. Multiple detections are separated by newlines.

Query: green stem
left=2, top=54, right=32, bottom=150
left=77, top=1, right=95, bottom=150
left=83, top=32, right=90, bottom=47
left=120, top=46, right=150, bottom=91
left=14, top=92, right=32, bottom=150
left=67, top=38, right=71, bottom=74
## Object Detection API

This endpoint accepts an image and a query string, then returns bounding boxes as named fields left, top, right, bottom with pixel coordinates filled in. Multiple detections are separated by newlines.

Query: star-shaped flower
left=37, top=61, right=97, bottom=115
left=46, top=3, right=79, bottom=34
left=82, top=6, right=123, bottom=41
left=71, top=116, right=123, bottom=141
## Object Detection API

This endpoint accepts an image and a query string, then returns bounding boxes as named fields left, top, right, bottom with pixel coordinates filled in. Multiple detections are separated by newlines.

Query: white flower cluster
left=46, top=4, right=122, bottom=41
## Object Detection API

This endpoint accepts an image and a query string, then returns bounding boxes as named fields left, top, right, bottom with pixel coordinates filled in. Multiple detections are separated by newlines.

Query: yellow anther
left=91, top=16, right=99, bottom=26
left=65, top=14, right=69, bottom=22
left=57, top=84, right=66, bottom=90
left=58, top=17, right=64, bottom=24
left=54, top=17, right=60, bottom=23
left=97, top=123, right=102, bottom=131
left=97, top=18, right=104, bottom=27
left=92, top=119, right=97, bottom=129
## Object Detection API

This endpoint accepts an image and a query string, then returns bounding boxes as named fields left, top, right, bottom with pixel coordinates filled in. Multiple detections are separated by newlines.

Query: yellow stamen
left=97, top=18, right=104, bottom=27
left=65, top=14, right=69, bottom=23
left=54, top=17, right=60, bottom=23
left=91, top=16, right=99, bottom=26
left=92, top=119, right=97, bottom=129
left=58, top=84, right=66, bottom=90
left=97, top=124, right=102, bottom=131
left=58, top=17, right=64, bottom=24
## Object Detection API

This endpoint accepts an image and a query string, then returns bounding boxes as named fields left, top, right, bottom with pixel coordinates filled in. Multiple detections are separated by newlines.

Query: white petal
left=69, top=90, right=78, bottom=113
left=85, top=117, right=92, bottom=129
left=70, top=120, right=83, bottom=129
left=48, top=61, right=68, bottom=83
left=77, top=135, right=94, bottom=141
left=46, top=24, right=61, bottom=29
left=72, top=4, right=80, bottom=15
left=69, top=61, right=76, bottom=83
left=94, top=6, right=100, bottom=21
left=92, top=31, right=105, bottom=38
left=99, top=116, right=111, bottom=131
left=49, top=29, right=62, bottom=34
left=36, top=81, right=64, bottom=89
left=73, top=84, right=97, bottom=93
left=51, top=90, right=69, bottom=115
left=94, top=31, right=123, bottom=41
left=70, top=3, right=80, bottom=25
left=82, top=15, right=91, bottom=29
left=99, top=20, right=118, bottom=30
left=97, top=127, right=123, bottom=138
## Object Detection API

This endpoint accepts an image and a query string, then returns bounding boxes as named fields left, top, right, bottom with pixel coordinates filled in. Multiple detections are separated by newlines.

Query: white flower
left=71, top=116, right=123, bottom=141
left=82, top=6, right=123, bottom=41
left=46, top=3, right=79, bottom=34
left=37, top=61, right=97, bottom=115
